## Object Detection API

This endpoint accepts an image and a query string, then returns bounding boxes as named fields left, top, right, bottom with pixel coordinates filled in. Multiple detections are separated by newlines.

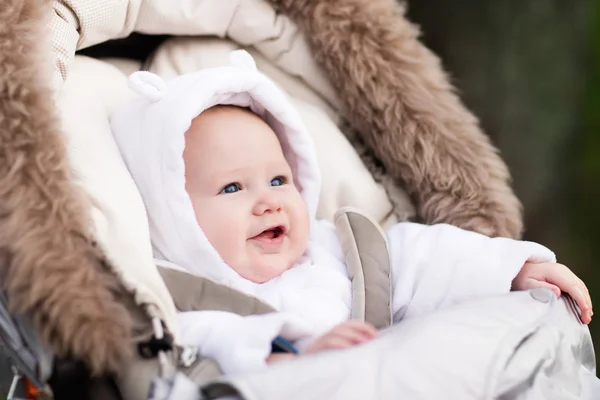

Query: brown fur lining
left=271, top=0, right=523, bottom=238
left=0, top=0, right=131, bottom=375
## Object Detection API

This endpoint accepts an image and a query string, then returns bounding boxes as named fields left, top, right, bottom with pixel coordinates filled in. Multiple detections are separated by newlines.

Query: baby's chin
left=236, top=253, right=298, bottom=284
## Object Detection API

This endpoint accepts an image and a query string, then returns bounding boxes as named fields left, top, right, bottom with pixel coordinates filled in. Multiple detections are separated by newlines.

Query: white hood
left=110, top=51, right=324, bottom=291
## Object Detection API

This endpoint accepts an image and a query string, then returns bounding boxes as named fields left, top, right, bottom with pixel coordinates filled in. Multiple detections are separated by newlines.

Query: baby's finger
left=581, top=281, right=593, bottom=312
left=333, top=325, right=376, bottom=344
left=581, top=284, right=592, bottom=313
left=568, top=285, right=591, bottom=321
left=352, top=323, right=379, bottom=339
left=339, top=320, right=379, bottom=339
left=322, top=336, right=358, bottom=350
left=581, top=309, right=593, bottom=325
left=571, top=279, right=592, bottom=311
left=580, top=282, right=593, bottom=322
left=542, top=265, right=593, bottom=323
left=545, top=266, right=583, bottom=300
left=558, top=277, right=593, bottom=324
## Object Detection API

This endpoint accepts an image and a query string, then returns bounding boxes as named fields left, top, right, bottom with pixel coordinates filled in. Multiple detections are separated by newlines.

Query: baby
left=111, top=51, right=592, bottom=374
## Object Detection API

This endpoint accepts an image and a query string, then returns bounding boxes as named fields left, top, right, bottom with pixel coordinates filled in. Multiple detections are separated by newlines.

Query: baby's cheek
left=216, top=234, right=248, bottom=275
left=218, top=219, right=245, bottom=250
left=291, top=210, right=310, bottom=259
left=200, top=208, right=243, bottom=252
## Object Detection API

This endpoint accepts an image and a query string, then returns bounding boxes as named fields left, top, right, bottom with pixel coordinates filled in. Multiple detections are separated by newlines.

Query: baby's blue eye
left=220, top=183, right=241, bottom=194
left=270, top=176, right=286, bottom=187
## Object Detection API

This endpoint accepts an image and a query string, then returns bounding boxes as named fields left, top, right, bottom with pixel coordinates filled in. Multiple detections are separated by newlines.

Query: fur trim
left=0, top=0, right=131, bottom=375
left=270, top=0, right=523, bottom=238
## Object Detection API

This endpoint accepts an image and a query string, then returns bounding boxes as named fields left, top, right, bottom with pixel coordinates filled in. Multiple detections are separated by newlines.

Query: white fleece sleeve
left=387, top=223, right=556, bottom=323
left=176, top=311, right=315, bottom=375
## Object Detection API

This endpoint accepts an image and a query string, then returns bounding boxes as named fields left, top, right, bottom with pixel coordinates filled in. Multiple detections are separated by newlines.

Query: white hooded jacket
left=111, top=51, right=556, bottom=375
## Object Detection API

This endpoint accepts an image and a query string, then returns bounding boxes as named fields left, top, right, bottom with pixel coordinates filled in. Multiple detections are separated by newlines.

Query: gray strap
left=334, top=207, right=392, bottom=329
left=157, top=268, right=275, bottom=316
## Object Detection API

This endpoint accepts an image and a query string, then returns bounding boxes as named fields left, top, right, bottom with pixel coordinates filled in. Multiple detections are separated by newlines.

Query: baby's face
left=184, top=106, right=310, bottom=283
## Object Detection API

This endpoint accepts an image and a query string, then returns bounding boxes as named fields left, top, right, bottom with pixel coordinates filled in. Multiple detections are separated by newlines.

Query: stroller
left=0, top=0, right=598, bottom=398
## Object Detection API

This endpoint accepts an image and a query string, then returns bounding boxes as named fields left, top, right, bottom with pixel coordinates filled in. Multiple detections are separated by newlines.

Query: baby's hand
left=512, top=262, right=593, bottom=324
left=266, top=321, right=377, bottom=364
left=304, top=320, right=378, bottom=354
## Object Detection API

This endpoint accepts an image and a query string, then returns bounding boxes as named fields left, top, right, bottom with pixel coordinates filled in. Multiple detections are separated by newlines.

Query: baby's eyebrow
left=268, top=160, right=293, bottom=170
left=217, top=167, right=245, bottom=176
left=209, top=167, right=246, bottom=182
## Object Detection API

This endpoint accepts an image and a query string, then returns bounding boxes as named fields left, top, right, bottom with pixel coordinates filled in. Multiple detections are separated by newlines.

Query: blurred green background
left=407, top=0, right=599, bottom=363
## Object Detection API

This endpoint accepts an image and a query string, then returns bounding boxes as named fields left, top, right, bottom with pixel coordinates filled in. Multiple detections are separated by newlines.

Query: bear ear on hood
left=127, top=49, right=254, bottom=103
left=128, top=71, right=168, bottom=102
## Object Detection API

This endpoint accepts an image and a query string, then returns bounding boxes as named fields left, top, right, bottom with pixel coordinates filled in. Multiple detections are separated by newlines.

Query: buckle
left=137, top=334, right=174, bottom=359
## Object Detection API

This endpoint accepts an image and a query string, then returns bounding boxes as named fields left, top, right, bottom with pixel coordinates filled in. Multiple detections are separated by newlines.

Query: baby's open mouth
left=255, top=225, right=285, bottom=240
left=254, top=225, right=286, bottom=240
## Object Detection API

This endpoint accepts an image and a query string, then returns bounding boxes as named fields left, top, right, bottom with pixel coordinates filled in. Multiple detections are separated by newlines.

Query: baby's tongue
left=257, top=230, right=276, bottom=239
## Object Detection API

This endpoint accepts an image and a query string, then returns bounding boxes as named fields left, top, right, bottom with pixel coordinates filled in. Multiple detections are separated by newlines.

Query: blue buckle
left=271, top=336, right=298, bottom=354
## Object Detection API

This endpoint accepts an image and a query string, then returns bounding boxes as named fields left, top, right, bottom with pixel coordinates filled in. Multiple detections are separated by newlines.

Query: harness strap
left=334, top=207, right=392, bottom=329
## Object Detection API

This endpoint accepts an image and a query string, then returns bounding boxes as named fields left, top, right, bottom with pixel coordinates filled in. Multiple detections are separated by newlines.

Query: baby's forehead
left=194, top=105, right=261, bottom=124
left=184, top=105, right=288, bottom=163
left=188, top=105, right=274, bottom=139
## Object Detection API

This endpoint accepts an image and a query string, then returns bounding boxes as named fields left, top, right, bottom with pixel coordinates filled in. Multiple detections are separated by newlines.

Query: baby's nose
left=253, top=197, right=282, bottom=215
